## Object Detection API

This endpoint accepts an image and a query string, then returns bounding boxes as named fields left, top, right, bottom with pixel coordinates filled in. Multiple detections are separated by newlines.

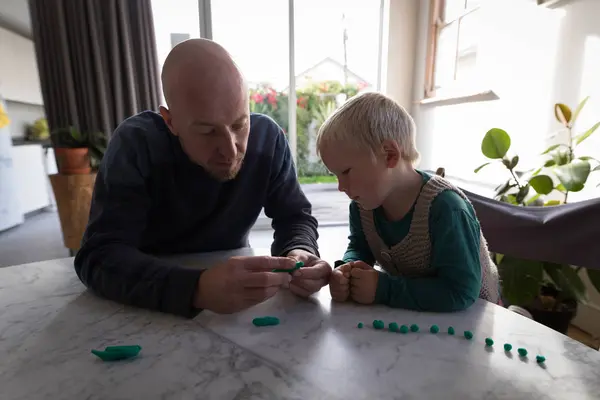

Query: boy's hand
left=350, top=262, right=378, bottom=304
left=329, top=262, right=352, bottom=302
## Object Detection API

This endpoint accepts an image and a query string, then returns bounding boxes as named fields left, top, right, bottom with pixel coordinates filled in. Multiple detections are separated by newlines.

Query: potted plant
left=474, top=96, right=600, bottom=333
left=50, top=126, right=107, bottom=174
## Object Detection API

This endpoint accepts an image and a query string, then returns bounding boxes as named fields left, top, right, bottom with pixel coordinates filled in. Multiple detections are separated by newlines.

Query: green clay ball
left=399, top=325, right=409, bottom=334
left=373, top=320, right=385, bottom=330
left=430, top=325, right=439, bottom=334
left=504, top=343, right=512, bottom=351
left=485, top=338, right=494, bottom=347
left=464, top=330, right=473, bottom=340
left=389, top=322, right=399, bottom=332
left=536, top=355, right=546, bottom=364
left=252, top=316, right=280, bottom=327
left=447, top=326, right=455, bottom=335
left=357, top=322, right=364, bottom=329
left=518, top=348, right=528, bottom=357
left=410, top=324, right=419, bottom=332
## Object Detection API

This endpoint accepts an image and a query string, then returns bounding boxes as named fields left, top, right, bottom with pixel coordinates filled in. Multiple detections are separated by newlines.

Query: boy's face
left=321, top=140, right=400, bottom=210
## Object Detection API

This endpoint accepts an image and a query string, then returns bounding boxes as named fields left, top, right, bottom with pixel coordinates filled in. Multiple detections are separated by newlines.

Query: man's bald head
left=159, top=39, right=250, bottom=181
left=161, top=38, right=246, bottom=108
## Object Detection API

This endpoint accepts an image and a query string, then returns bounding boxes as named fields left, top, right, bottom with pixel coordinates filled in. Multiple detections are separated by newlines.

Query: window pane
left=456, top=10, right=480, bottom=82
left=434, top=21, right=458, bottom=89
left=443, top=0, right=466, bottom=22
left=211, top=1, right=289, bottom=135
left=294, top=0, right=381, bottom=177
left=151, top=0, right=201, bottom=104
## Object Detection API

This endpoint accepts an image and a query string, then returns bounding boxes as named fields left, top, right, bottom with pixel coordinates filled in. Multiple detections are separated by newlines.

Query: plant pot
left=525, top=285, right=578, bottom=334
left=54, top=147, right=91, bottom=174
left=49, top=173, right=97, bottom=251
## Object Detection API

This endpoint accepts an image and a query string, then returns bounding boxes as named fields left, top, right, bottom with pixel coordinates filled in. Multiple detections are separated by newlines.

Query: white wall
left=0, top=27, right=43, bottom=106
left=385, top=0, right=419, bottom=110
left=410, top=0, right=600, bottom=336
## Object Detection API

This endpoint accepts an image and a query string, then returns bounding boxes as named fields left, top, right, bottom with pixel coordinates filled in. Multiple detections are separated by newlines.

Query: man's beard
left=207, top=154, right=245, bottom=182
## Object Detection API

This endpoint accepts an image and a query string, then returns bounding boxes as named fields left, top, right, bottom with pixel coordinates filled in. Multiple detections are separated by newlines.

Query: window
left=151, top=0, right=386, bottom=177
left=425, top=0, right=483, bottom=98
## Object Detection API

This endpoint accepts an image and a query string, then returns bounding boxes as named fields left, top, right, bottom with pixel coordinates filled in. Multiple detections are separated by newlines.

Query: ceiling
left=0, top=0, right=32, bottom=38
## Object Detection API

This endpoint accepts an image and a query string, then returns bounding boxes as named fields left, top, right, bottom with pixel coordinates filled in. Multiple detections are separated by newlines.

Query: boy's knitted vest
left=358, top=175, right=500, bottom=304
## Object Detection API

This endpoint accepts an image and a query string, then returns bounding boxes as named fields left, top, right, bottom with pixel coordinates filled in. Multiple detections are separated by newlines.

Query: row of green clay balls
left=359, top=321, right=545, bottom=364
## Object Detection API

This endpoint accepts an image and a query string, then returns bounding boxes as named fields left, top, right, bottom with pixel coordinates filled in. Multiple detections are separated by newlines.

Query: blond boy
left=317, top=92, right=499, bottom=311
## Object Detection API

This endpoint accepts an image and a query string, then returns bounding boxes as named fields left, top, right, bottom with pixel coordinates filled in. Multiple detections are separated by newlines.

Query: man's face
left=160, top=83, right=250, bottom=181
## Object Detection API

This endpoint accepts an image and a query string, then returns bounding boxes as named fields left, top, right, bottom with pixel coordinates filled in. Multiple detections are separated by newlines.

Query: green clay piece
left=430, top=325, right=439, bottom=334
left=399, top=325, right=409, bottom=334
left=485, top=338, right=494, bottom=346
left=464, top=331, right=473, bottom=340
left=410, top=324, right=419, bottom=332
left=272, top=261, right=304, bottom=273
left=504, top=343, right=512, bottom=351
left=389, top=322, right=399, bottom=332
left=357, top=322, right=364, bottom=328
left=91, top=345, right=142, bottom=362
left=252, top=316, right=280, bottom=327
left=518, top=348, right=528, bottom=357
left=372, top=320, right=385, bottom=330
left=536, top=355, right=546, bottom=364
left=447, top=326, right=455, bottom=335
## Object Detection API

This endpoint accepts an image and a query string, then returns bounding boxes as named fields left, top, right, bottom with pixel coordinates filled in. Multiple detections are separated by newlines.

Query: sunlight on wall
left=567, top=34, right=600, bottom=202
left=414, top=0, right=567, bottom=187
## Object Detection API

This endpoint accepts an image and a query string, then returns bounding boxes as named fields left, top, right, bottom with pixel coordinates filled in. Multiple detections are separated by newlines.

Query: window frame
left=424, top=0, right=482, bottom=100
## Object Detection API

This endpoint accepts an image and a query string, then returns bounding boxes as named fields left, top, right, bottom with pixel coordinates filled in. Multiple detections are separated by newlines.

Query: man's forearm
left=272, top=215, right=319, bottom=257
left=74, top=242, right=202, bottom=318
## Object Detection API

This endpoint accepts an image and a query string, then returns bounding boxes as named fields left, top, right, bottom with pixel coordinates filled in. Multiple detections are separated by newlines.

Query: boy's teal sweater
left=342, top=171, right=483, bottom=312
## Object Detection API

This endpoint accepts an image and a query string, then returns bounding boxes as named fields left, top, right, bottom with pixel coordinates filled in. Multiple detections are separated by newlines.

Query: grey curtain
left=28, top=0, right=161, bottom=138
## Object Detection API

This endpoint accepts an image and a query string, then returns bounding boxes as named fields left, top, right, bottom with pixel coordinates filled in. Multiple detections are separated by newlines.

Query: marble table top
left=1, top=248, right=599, bottom=400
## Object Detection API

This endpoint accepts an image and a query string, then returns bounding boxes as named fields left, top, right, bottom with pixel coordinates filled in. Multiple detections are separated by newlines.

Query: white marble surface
left=1, top=249, right=599, bottom=400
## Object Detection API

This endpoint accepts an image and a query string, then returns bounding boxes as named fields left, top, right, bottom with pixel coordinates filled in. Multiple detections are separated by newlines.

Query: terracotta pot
left=54, top=147, right=91, bottom=175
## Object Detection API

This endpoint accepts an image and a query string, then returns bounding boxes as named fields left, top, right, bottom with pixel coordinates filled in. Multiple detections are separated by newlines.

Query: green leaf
left=585, top=269, right=600, bottom=295
left=526, top=193, right=541, bottom=205
left=528, top=174, right=554, bottom=195
left=498, top=256, right=544, bottom=306
left=506, top=194, right=519, bottom=205
left=552, top=149, right=570, bottom=166
left=544, top=159, right=556, bottom=167
left=509, top=155, right=519, bottom=169
left=541, top=144, right=561, bottom=155
left=545, top=200, right=561, bottom=206
left=554, top=159, right=591, bottom=192
left=495, top=181, right=515, bottom=197
left=516, top=185, right=530, bottom=204
left=555, top=103, right=572, bottom=125
left=543, top=263, right=586, bottom=302
left=482, top=128, right=511, bottom=159
left=575, top=122, right=600, bottom=145
left=555, top=183, right=566, bottom=192
left=531, top=167, right=542, bottom=177
left=494, top=253, right=504, bottom=265
left=570, top=96, right=589, bottom=126
left=474, top=162, right=491, bottom=173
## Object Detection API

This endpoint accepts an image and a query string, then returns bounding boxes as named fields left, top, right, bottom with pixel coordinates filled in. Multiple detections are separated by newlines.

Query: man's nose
left=218, top=131, right=237, bottom=160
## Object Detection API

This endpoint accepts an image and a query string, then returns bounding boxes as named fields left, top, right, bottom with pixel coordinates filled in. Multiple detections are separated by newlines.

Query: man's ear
left=159, top=105, right=177, bottom=136
left=381, top=140, right=401, bottom=168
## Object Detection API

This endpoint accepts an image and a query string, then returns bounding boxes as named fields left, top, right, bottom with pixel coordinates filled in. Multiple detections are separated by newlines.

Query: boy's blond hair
left=316, top=91, right=420, bottom=164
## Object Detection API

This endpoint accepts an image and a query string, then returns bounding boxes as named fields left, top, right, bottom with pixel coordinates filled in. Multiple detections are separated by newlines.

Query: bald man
left=74, top=39, right=330, bottom=317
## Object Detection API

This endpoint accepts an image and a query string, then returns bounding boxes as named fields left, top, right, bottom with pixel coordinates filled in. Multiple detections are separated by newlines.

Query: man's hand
left=193, top=256, right=296, bottom=314
left=287, top=249, right=332, bottom=298
left=349, top=261, right=378, bottom=304
left=329, top=262, right=352, bottom=302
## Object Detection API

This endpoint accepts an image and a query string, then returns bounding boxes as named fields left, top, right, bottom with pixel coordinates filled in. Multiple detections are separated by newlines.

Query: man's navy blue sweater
left=74, top=111, right=319, bottom=318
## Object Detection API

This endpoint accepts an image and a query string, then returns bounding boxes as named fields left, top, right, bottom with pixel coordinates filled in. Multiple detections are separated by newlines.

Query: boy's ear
left=382, top=140, right=401, bottom=168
